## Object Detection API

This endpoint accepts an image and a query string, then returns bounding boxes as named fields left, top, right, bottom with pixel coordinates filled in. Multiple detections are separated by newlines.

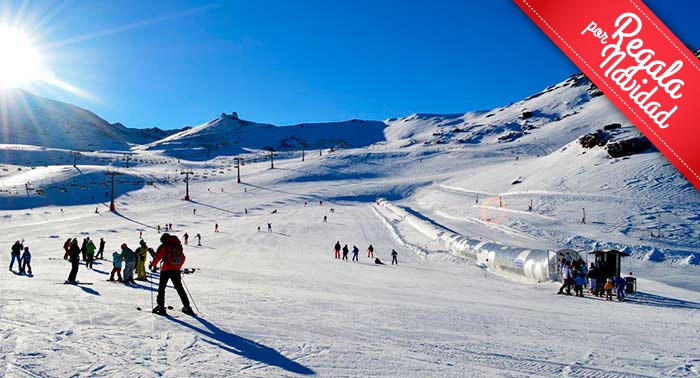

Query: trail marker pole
left=106, top=171, right=120, bottom=212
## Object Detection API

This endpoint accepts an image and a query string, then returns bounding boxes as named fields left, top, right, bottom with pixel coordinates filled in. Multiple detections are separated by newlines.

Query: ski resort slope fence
left=375, top=199, right=575, bottom=283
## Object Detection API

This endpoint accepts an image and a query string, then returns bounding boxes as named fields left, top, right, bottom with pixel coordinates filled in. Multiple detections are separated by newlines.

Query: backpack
left=164, top=235, right=185, bottom=265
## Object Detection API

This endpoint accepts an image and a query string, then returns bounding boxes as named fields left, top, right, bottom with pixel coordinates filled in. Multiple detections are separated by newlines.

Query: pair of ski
left=136, top=306, right=200, bottom=317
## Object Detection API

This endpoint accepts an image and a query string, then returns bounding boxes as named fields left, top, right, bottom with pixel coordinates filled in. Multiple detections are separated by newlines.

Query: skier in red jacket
left=149, top=233, right=194, bottom=315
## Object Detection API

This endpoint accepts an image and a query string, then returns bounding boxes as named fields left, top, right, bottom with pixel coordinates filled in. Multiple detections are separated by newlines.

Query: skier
left=157, top=224, right=161, bottom=234
left=319, top=200, right=323, bottom=206
left=85, top=238, right=96, bottom=269
left=94, top=207, right=99, bottom=214
left=333, top=241, right=341, bottom=259
left=367, top=244, right=374, bottom=258
left=374, top=257, right=385, bottom=265
left=196, top=233, right=202, bottom=246
left=574, top=273, right=585, bottom=297
left=257, top=226, right=261, bottom=232
left=184, top=233, right=189, bottom=245
left=80, top=238, right=88, bottom=261
left=587, top=263, right=599, bottom=296
left=391, top=249, right=398, bottom=265
left=604, top=278, right=614, bottom=301
left=193, top=209, right=196, bottom=215
left=323, top=216, right=327, bottom=223
left=615, top=275, right=626, bottom=302
left=245, top=208, right=248, bottom=215
left=304, top=201, right=307, bottom=207
left=121, top=243, right=136, bottom=285
left=109, top=250, right=123, bottom=282
left=342, top=244, right=349, bottom=261
left=139, top=230, right=143, bottom=239
left=149, top=233, right=194, bottom=316
left=20, top=246, right=32, bottom=275
left=351, top=245, right=359, bottom=262
left=135, top=240, right=148, bottom=281
left=267, top=223, right=272, bottom=233
left=169, top=223, right=173, bottom=232
left=96, top=237, right=105, bottom=260
left=9, top=240, right=22, bottom=271
left=214, top=223, right=219, bottom=232
left=63, top=238, right=72, bottom=260
left=558, top=263, right=573, bottom=295
left=66, top=239, right=81, bottom=284
left=148, top=247, right=157, bottom=271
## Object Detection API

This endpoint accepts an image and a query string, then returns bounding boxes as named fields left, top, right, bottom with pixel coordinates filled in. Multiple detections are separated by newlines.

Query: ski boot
left=182, top=306, right=195, bottom=316
left=152, top=305, right=167, bottom=316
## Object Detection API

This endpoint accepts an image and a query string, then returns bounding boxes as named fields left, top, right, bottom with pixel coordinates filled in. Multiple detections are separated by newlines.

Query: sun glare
left=0, top=24, right=45, bottom=89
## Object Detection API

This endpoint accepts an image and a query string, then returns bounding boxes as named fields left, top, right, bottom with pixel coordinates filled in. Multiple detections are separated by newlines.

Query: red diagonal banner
left=514, top=0, right=700, bottom=191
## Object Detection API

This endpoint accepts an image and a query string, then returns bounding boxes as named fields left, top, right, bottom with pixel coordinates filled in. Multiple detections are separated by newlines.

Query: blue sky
left=7, top=0, right=700, bottom=129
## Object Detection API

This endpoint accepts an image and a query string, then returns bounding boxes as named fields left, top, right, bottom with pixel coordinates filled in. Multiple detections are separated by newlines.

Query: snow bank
left=376, top=199, right=563, bottom=283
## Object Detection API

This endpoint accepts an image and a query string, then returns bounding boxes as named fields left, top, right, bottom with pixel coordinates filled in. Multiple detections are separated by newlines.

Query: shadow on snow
left=167, top=316, right=315, bottom=375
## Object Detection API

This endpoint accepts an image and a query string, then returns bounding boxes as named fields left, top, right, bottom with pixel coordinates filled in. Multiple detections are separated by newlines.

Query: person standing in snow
left=150, top=233, right=193, bottom=316
left=214, top=223, right=219, bottom=232
left=334, top=241, right=341, bottom=259
left=604, top=278, right=614, bottom=301
left=351, top=245, right=359, bottom=262
left=96, top=238, right=105, bottom=260
left=9, top=240, right=22, bottom=272
left=574, top=273, right=585, bottom=297
left=85, top=238, right=96, bottom=269
left=193, top=209, right=196, bottom=215
left=157, top=224, right=161, bottom=234
left=267, top=223, right=272, bottom=233
left=66, top=239, right=81, bottom=283
left=169, top=223, right=173, bottom=232
left=391, top=249, right=398, bottom=265
left=120, top=243, right=136, bottom=285
left=63, top=238, right=72, bottom=260
left=196, top=233, right=202, bottom=246
left=135, top=240, right=149, bottom=281
left=342, top=244, right=349, bottom=261
left=80, top=238, right=88, bottom=261
left=558, top=263, right=573, bottom=295
left=109, top=250, right=123, bottom=282
left=322, top=216, right=327, bottom=223
left=587, top=263, right=599, bottom=296
left=615, top=275, right=626, bottom=302
left=367, top=244, right=374, bottom=258
left=20, top=246, right=32, bottom=275
left=183, top=233, right=189, bottom=245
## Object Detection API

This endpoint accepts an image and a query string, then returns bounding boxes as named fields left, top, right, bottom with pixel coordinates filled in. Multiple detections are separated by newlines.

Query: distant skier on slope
left=96, top=238, right=105, bottom=260
left=80, top=238, right=88, bottom=261
left=120, top=243, right=136, bottom=285
left=9, top=240, right=22, bottom=272
left=214, top=223, right=219, bottom=232
left=20, top=246, right=32, bottom=275
left=374, top=258, right=385, bottom=265
left=267, top=223, right=272, bottom=233
left=196, top=233, right=202, bottom=246
left=150, top=233, right=194, bottom=316
left=136, top=240, right=149, bottom=281
left=63, top=238, right=72, bottom=260
left=352, top=245, right=359, bottom=262
left=183, top=233, right=189, bottom=245
left=342, top=244, right=349, bottom=261
left=85, top=238, right=96, bottom=269
left=109, top=250, right=123, bottom=282
left=334, top=241, right=341, bottom=259
left=391, top=249, right=398, bottom=265
left=66, top=239, right=81, bottom=284
left=323, top=216, right=327, bottom=223
left=367, top=244, right=374, bottom=258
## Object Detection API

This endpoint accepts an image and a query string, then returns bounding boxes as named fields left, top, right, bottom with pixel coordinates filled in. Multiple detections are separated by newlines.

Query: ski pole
left=181, top=274, right=200, bottom=314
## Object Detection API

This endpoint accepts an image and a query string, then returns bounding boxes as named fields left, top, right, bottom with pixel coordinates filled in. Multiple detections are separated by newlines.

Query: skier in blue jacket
left=20, top=247, right=32, bottom=275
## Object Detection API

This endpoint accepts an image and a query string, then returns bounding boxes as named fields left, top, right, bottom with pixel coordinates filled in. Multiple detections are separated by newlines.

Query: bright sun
left=0, top=24, right=44, bottom=89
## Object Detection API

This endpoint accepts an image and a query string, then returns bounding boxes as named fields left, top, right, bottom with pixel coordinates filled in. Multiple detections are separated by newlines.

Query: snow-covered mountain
left=0, top=89, right=180, bottom=151
left=139, top=112, right=386, bottom=160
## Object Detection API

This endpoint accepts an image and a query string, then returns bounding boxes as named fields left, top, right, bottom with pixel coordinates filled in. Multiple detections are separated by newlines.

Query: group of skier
left=8, top=240, right=32, bottom=275
left=558, top=257, right=627, bottom=301
left=333, top=242, right=399, bottom=265
left=59, top=233, right=194, bottom=315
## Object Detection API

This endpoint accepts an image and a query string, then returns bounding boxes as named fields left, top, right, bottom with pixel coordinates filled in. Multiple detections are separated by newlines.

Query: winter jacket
left=352, top=246, right=359, bottom=255
left=561, top=266, right=572, bottom=280
left=11, top=242, right=21, bottom=255
left=334, top=242, right=341, bottom=251
left=21, top=250, right=31, bottom=263
left=151, top=240, right=186, bottom=271
left=86, top=241, right=96, bottom=256
left=604, top=281, right=614, bottom=291
left=136, top=246, right=148, bottom=262
left=121, top=246, right=136, bottom=263
left=112, top=252, right=122, bottom=268
left=68, top=242, right=81, bottom=262
left=574, top=275, right=585, bottom=287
